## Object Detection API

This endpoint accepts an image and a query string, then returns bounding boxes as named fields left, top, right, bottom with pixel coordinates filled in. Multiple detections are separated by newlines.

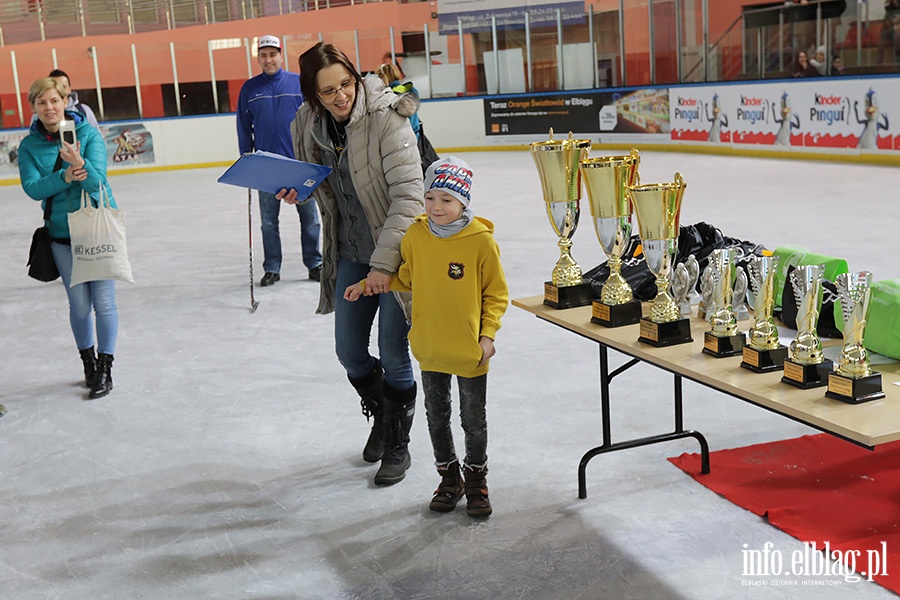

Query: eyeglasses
left=318, top=79, right=355, bottom=100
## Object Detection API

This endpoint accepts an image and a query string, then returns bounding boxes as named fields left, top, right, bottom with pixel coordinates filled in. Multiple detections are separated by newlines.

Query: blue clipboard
left=217, top=151, right=332, bottom=201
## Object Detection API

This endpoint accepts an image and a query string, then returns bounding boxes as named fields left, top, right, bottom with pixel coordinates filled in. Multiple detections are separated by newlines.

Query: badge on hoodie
left=448, top=262, right=465, bottom=280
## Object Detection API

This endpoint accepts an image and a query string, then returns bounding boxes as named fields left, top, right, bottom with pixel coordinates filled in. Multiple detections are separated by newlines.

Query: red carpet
left=669, top=434, right=900, bottom=593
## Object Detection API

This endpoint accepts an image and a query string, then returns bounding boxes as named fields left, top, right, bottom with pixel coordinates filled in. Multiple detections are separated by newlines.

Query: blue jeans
left=51, top=241, right=118, bottom=355
left=333, top=257, right=414, bottom=390
left=422, top=371, right=488, bottom=469
left=259, top=191, right=322, bottom=273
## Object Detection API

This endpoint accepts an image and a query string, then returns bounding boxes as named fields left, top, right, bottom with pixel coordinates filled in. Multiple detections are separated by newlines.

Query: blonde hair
left=28, top=77, right=67, bottom=106
left=376, top=63, right=404, bottom=87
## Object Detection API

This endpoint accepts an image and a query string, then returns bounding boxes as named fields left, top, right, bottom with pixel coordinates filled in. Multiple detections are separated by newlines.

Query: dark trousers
left=422, top=371, right=488, bottom=469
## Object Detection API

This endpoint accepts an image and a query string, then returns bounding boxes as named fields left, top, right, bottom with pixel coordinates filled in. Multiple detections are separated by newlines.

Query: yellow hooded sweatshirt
left=391, top=214, right=508, bottom=378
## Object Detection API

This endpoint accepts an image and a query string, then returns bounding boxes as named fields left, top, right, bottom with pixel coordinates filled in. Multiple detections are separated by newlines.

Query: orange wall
left=1, top=3, right=435, bottom=91
left=0, top=0, right=776, bottom=125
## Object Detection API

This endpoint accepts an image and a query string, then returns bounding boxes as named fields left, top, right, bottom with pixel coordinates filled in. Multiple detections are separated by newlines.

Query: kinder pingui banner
left=670, top=78, right=899, bottom=151
left=670, top=88, right=733, bottom=143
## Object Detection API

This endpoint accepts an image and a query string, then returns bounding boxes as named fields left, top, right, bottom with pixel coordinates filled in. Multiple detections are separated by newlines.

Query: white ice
left=1, top=150, right=898, bottom=599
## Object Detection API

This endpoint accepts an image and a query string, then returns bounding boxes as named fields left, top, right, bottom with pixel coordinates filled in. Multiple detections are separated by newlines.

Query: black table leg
left=578, top=346, right=711, bottom=499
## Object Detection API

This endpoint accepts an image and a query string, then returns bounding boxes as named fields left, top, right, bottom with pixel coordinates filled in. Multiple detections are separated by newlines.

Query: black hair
left=49, top=68, right=69, bottom=81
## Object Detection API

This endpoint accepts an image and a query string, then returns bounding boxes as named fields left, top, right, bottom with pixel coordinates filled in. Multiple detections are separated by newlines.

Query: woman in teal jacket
left=18, top=77, right=119, bottom=399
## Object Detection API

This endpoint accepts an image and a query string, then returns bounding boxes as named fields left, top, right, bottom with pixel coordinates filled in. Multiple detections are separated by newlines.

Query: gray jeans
left=421, top=371, right=488, bottom=469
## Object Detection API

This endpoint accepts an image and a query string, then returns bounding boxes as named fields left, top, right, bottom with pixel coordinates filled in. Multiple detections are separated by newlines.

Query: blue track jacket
left=236, top=69, right=304, bottom=157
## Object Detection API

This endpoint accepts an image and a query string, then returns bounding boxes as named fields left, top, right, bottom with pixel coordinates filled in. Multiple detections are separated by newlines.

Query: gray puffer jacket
left=291, top=77, right=424, bottom=315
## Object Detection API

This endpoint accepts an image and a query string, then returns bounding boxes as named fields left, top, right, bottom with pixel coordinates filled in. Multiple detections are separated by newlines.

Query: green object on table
left=834, top=278, right=900, bottom=361
left=772, top=245, right=849, bottom=309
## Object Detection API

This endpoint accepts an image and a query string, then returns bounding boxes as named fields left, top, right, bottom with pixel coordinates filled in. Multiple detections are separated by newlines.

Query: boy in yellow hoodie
left=344, top=156, right=508, bottom=517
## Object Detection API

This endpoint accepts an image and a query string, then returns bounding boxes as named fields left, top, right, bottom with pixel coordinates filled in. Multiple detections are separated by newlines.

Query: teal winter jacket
left=18, top=111, right=116, bottom=239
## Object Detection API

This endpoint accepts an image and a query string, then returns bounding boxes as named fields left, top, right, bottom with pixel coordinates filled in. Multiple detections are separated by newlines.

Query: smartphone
left=59, top=119, right=76, bottom=145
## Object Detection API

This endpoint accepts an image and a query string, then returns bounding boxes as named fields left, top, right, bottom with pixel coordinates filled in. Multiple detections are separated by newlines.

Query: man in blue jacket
left=237, top=35, right=322, bottom=285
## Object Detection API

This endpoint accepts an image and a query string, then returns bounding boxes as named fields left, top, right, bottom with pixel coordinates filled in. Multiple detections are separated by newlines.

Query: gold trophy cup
left=530, top=129, right=594, bottom=309
left=629, top=173, right=692, bottom=347
left=741, top=255, right=788, bottom=372
left=826, top=271, right=885, bottom=403
left=702, top=248, right=747, bottom=357
left=782, top=264, right=833, bottom=388
left=581, top=148, right=642, bottom=327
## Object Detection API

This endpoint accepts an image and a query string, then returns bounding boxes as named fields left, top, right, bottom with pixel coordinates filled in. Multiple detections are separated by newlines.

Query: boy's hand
left=477, top=336, right=495, bottom=367
left=343, top=282, right=365, bottom=302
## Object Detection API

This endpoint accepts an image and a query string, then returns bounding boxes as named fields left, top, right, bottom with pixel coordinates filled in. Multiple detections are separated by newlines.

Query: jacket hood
left=415, top=214, right=494, bottom=238
left=355, top=77, right=418, bottom=122
left=298, top=76, right=417, bottom=131
left=30, top=109, right=84, bottom=136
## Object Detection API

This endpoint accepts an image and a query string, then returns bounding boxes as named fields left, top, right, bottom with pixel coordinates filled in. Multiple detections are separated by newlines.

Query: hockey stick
left=248, top=188, right=259, bottom=313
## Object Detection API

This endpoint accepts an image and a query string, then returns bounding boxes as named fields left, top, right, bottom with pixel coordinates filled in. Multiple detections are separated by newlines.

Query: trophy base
left=740, top=345, right=788, bottom=373
left=825, top=371, right=886, bottom=404
left=591, top=300, right=642, bottom=328
left=782, top=359, right=833, bottom=389
left=638, top=317, right=693, bottom=347
left=543, top=281, right=593, bottom=310
left=702, top=331, right=747, bottom=358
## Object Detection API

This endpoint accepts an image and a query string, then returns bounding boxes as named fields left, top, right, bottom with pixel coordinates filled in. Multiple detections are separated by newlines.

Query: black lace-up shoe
left=260, top=272, right=280, bottom=286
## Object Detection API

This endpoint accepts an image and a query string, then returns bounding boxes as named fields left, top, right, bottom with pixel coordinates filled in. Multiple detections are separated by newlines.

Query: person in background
left=375, top=62, right=440, bottom=174
left=282, top=42, right=423, bottom=486
left=792, top=51, right=819, bottom=77
left=831, top=54, right=845, bottom=75
left=31, top=70, right=101, bottom=132
left=18, top=77, right=120, bottom=399
left=236, top=34, right=323, bottom=286
left=809, top=45, right=828, bottom=75
left=880, top=0, right=900, bottom=63
left=344, top=156, right=509, bottom=517
left=375, top=63, right=421, bottom=141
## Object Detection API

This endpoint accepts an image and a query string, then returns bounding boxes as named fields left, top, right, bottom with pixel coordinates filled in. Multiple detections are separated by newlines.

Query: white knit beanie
left=423, top=156, right=473, bottom=207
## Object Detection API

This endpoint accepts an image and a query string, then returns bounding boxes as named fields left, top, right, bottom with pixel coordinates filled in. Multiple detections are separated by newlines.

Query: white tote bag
left=67, top=186, right=135, bottom=287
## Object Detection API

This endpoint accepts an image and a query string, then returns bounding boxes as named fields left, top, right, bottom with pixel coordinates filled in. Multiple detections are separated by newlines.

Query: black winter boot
left=464, top=465, right=492, bottom=518
left=348, top=361, right=385, bottom=463
left=89, top=353, right=114, bottom=399
left=79, top=346, right=97, bottom=388
left=374, top=381, right=416, bottom=486
left=429, top=460, right=464, bottom=512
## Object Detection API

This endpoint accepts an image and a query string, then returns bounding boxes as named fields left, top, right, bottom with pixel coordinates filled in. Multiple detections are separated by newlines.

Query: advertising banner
left=671, top=78, right=899, bottom=151
left=0, top=122, right=156, bottom=178
left=437, top=0, right=585, bottom=35
left=105, top=124, right=155, bottom=165
left=0, top=130, right=28, bottom=177
left=485, top=88, right=669, bottom=136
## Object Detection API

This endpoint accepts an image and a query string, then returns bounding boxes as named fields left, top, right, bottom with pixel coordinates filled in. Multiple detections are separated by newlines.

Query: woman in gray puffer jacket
left=283, top=43, right=423, bottom=487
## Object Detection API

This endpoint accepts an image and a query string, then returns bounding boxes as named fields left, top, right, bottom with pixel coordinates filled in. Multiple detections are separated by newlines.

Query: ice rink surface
left=1, top=150, right=898, bottom=599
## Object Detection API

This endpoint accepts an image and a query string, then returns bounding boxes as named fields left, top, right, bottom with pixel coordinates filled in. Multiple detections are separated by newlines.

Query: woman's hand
left=64, top=164, right=87, bottom=184
left=60, top=140, right=85, bottom=169
left=276, top=188, right=299, bottom=204
left=364, top=270, right=392, bottom=295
